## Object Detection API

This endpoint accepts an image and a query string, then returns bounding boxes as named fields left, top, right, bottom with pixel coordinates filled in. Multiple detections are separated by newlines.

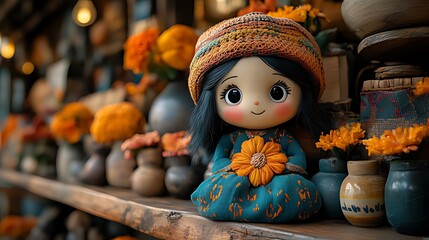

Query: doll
left=187, top=12, right=332, bottom=222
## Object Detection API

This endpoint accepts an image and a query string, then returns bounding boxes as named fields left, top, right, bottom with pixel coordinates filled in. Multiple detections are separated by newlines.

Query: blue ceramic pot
left=311, top=157, right=347, bottom=219
left=385, top=160, right=429, bottom=236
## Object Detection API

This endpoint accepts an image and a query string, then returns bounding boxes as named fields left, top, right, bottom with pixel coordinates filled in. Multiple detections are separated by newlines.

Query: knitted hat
left=188, top=12, right=325, bottom=104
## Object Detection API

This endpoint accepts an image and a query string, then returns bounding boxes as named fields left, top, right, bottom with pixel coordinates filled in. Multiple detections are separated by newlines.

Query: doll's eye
left=270, top=81, right=291, bottom=103
left=220, top=85, right=242, bottom=105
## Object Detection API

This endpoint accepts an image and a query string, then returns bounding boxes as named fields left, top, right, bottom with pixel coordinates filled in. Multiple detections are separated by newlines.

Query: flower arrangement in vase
left=316, top=122, right=366, bottom=162
left=362, top=120, right=429, bottom=235
left=362, top=120, right=429, bottom=160
left=123, top=24, right=198, bottom=96
left=90, top=102, right=145, bottom=188
left=50, top=102, right=94, bottom=183
left=312, top=122, right=366, bottom=219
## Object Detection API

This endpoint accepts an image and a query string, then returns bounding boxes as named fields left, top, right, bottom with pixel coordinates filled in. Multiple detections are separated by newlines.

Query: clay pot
left=311, top=157, right=347, bottom=219
left=131, top=166, right=165, bottom=196
left=56, top=141, right=86, bottom=184
left=106, top=141, right=136, bottom=188
left=385, top=160, right=429, bottom=235
left=341, top=0, right=429, bottom=39
left=165, top=165, right=203, bottom=199
left=163, top=155, right=190, bottom=169
left=340, top=160, right=386, bottom=227
left=148, top=80, right=194, bottom=135
left=136, top=146, right=163, bottom=167
left=81, top=136, right=110, bottom=185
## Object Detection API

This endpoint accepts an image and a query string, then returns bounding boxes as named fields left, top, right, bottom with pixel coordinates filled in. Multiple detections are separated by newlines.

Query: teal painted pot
left=385, top=160, right=429, bottom=236
left=311, top=157, right=347, bottom=219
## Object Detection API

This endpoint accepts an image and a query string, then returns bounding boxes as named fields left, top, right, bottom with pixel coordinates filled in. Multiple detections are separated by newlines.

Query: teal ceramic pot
left=311, top=157, right=347, bottom=219
left=385, top=160, right=429, bottom=235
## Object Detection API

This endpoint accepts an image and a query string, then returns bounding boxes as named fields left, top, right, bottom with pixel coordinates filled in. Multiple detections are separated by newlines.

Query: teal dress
left=191, top=128, right=321, bottom=222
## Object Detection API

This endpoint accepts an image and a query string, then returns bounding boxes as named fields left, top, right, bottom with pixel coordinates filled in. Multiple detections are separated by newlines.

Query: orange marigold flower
left=123, top=28, right=159, bottom=74
left=316, top=122, right=365, bottom=152
left=90, top=102, right=145, bottom=144
left=161, top=130, right=191, bottom=157
left=268, top=5, right=307, bottom=22
left=363, top=123, right=429, bottom=156
left=231, top=136, right=287, bottom=187
left=413, top=77, right=429, bottom=96
left=156, top=24, right=198, bottom=71
left=50, top=102, right=93, bottom=144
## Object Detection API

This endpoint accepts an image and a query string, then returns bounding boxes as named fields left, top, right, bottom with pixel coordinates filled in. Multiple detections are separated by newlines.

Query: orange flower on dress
left=231, top=136, right=287, bottom=187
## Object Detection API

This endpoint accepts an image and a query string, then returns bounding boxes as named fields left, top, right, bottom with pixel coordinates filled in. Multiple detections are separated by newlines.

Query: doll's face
left=215, top=57, right=302, bottom=130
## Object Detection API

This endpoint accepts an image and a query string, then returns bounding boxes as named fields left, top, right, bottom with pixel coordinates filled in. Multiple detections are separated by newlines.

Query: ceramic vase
left=165, top=164, right=203, bottom=199
left=106, top=141, right=136, bottom=188
left=148, top=80, right=194, bottom=135
left=131, top=147, right=165, bottom=196
left=311, top=157, right=347, bottom=219
left=56, top=141, right=86, bottom=184
left=385, top=160, right=429, bottom=235
left=340, top=160, right=386, bottom=227
left=81, top=137, right=110, bottom=186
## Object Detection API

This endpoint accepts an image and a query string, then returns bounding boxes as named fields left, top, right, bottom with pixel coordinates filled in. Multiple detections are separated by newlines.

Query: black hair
left=188, top=56, right=332, bottom=164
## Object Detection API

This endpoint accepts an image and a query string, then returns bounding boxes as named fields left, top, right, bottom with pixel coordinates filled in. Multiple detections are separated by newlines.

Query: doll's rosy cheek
left=222, top=107, right=244, bottom=123
left=275, top=103, right=294, bottom=119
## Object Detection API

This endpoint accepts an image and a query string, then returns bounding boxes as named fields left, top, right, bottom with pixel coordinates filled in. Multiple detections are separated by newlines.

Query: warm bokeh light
left=77, top=7, right=92, bottom=24
left=72, top=0, right=97, bottom=27
left=0, top=41, right=15, bottom=59
left=22, top=61, right=35, bottom=75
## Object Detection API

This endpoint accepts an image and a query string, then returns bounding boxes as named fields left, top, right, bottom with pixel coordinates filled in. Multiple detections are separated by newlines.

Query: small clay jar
left=106, top=141, right=136, bottom=188
left=163, top=155, right=190, bottom=169
left=340, top=160, right=386, bottom=227
left=136, top=146, right=163, bottom=167
left=165, top=165, right=203, bottom=199
left=131, top=147, right=165, bottom=196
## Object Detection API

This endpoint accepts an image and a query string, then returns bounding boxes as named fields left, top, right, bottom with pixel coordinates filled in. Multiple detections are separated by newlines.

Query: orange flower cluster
left=316, top=122, right=366, bottom=152
left=238, top=0, right=276, bottom=16
left=363, top=121, right=429, bottom=156
left=156, top=25, right=199, bottom=71
left=267, top=4, right=327, bottom=34
left=123, top=28, right=159, bottom=74
left=90, top=102, right=145, bottom=144
left=123, top=25, right=198, bottom=75
left=121, top=131, right=161, bottom=160
left=413, top=77, right=429, bottom=96
left=50, top=102, right=93, bottom=144
left=231, top=136, right=287, bottom=187
left=161, top=131, right=191, bottom=157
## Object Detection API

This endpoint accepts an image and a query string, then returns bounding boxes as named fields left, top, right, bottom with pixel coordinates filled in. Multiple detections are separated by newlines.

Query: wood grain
left=0, top=169, right=422, bottom=240
left=358, top=26, right=429, bottom=61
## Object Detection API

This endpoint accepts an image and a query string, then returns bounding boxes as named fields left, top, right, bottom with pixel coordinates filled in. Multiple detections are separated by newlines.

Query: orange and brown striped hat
left=188, top=12, right=325, bottom=104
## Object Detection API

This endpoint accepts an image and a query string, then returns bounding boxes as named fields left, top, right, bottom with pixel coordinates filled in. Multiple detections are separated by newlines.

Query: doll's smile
left=251, top=110, right=265, bottom=115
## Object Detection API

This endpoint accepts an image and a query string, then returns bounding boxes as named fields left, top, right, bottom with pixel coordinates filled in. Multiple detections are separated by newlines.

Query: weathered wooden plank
left=0, top=169, right=420, bottom=240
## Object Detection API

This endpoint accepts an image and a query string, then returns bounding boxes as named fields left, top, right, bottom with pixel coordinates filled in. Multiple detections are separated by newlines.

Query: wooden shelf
left=0, top=169, right=422, bottom=240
